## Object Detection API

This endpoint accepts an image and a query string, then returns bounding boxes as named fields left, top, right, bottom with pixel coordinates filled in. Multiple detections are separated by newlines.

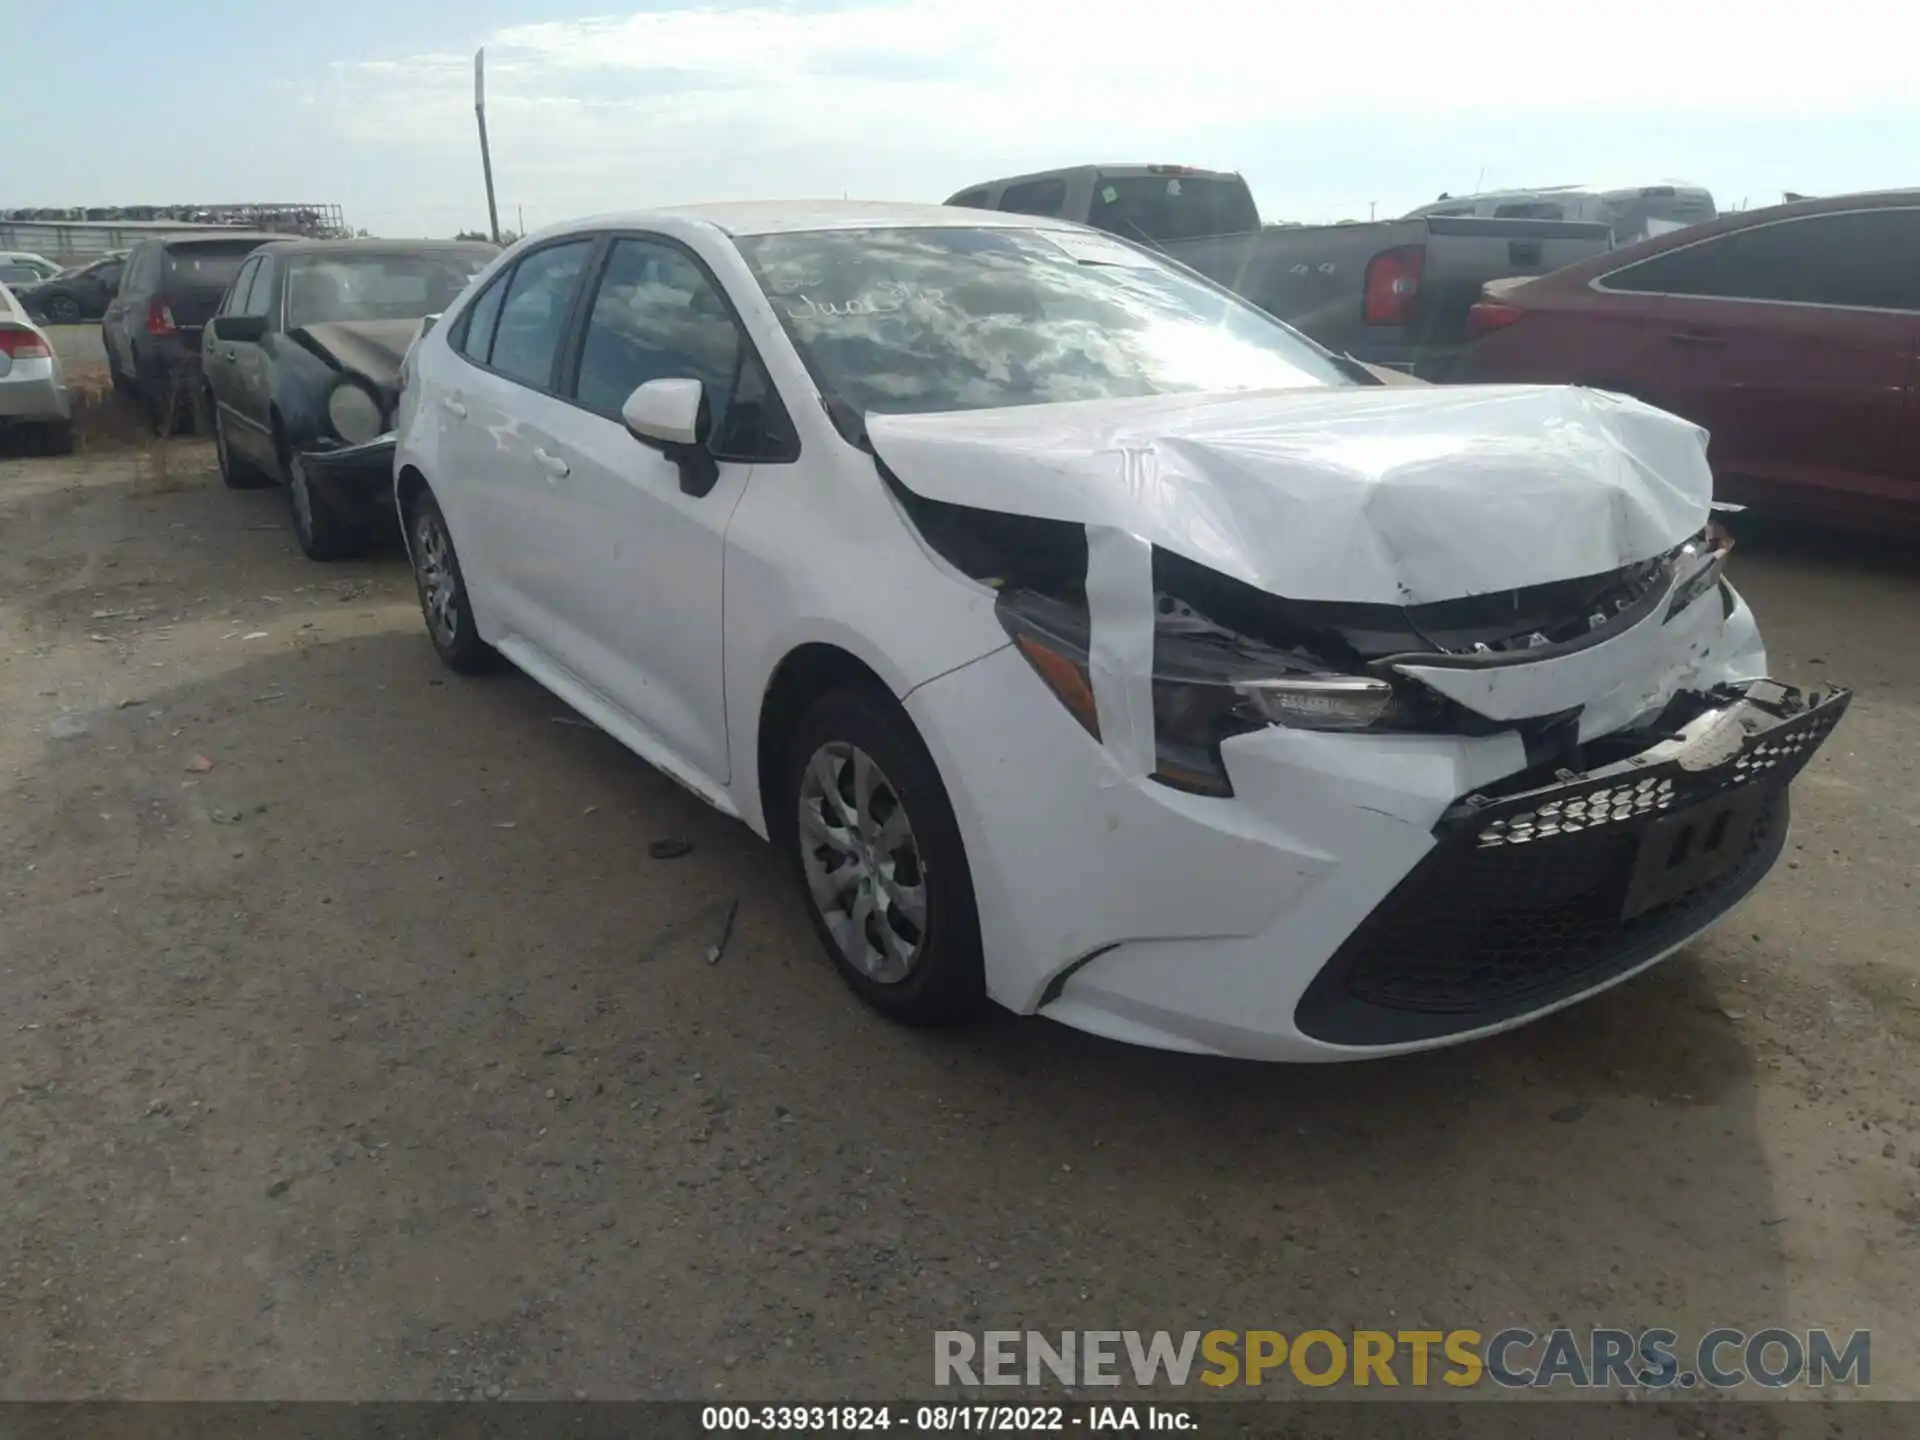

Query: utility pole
left=474, top=47, right=501, bottom=245
left=1369, top=200, right=1376, bottom=221
left=517, top=204, right=525, bottom=238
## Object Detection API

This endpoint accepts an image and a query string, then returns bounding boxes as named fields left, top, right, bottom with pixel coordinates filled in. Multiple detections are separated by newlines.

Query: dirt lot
left=2, top=354, right=1918, bottom=1407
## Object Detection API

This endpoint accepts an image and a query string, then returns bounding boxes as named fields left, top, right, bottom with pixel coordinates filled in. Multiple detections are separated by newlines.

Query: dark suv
left=102, top=233, right=281, bottom=430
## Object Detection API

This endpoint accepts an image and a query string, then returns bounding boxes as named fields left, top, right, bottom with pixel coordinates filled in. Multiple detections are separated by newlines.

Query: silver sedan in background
left=0, top=283, right=72, bottom=454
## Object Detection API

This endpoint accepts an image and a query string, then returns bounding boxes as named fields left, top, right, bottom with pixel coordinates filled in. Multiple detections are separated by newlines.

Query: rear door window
left=457, top=270, right=511, bottom=365
left=220, top=258, right=262, bottom=316
left=948, top=189, right=990, bottom=209
left=241, top=257, right=276, bottom=319
left=1603, top=209, right=1920, bottom=311
left=485, top=239, right=594, bottom=390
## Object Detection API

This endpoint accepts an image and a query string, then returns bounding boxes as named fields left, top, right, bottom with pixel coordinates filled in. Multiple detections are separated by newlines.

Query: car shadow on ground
left=1, top=589, right=1797, bottom=1399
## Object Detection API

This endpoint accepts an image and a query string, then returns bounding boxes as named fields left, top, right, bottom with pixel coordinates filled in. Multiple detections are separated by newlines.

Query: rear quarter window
left=998, top=178, right=1068, bottom=217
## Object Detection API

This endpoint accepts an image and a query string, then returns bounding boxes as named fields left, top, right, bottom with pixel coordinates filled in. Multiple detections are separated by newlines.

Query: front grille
left=1295, top=686, right=1848, bottom=1047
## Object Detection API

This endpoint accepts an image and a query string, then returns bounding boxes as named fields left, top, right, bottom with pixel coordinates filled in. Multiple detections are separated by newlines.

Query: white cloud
left=315, top=0, right=1915, bottom=229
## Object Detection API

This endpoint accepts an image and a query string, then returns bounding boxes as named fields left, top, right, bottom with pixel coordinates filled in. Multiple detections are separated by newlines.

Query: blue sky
left=9, top=0, right=1914, bottom=236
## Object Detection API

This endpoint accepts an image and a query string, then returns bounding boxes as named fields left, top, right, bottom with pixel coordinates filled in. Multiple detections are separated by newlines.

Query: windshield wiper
left=1328, top=351, right=1385, bottom=386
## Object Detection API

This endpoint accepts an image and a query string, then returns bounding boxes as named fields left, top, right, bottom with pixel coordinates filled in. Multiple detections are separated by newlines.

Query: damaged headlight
left=996, top=589, right=1400, bottom=797
left=326, top=379, right=385, bottom=446
left=1664, top=518, right=1734, bottom=621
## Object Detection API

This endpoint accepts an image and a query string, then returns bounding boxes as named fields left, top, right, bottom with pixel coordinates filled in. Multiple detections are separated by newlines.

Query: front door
left=537, top=233, right=769, bottom=782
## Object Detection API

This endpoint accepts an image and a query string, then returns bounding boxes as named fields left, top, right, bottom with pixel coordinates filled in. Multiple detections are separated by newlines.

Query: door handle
left=534, top=447, right=570, bottom=480
left=441, top=397, right=468, bottom=419
left=1667, top=331, right=1727, bottom=348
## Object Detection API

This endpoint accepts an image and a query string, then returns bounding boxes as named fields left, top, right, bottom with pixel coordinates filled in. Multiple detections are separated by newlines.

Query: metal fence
left=1, top=204, right=349, bottom=263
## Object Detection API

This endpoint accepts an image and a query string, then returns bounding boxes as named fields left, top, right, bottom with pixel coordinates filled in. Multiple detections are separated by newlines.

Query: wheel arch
left=751, top=642, right=896, bottom=841
left=395, top=464, right=431, bottom=560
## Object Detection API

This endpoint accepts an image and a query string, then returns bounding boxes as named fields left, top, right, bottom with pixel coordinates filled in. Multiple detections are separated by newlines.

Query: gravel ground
left=1, top=400, right=1916, bottom=1405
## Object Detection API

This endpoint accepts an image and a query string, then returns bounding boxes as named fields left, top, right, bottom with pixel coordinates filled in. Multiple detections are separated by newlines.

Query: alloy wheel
left=796, top=742, right=928, bottom=984
left=413, top=508, right=461, bottom=649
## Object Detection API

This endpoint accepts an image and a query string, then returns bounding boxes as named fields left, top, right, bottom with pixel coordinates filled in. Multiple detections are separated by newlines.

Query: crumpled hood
left=290, top=320, right=421, bottom=391
left=867, top=384, right=1712, bottom=606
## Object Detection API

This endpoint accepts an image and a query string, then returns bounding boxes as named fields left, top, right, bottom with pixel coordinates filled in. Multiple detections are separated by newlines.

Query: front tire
left=407, top=488, right=495, bottom=673
left=286, top=449, right=368, bottom=561
left=782, top=687, right=984, bottom=1026
left=48, top=295, right=81, bottom=324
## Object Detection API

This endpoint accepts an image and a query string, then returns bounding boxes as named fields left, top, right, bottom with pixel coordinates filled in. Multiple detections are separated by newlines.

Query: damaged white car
left=393, top=202, right=1848, bottom=1061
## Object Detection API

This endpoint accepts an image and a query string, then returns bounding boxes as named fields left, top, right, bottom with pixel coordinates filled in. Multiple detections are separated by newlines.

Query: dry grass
left=66, top=374, right=150, bottom=453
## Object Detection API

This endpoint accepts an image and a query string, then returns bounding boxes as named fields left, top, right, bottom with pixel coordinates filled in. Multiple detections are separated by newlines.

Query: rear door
left=230, top=256, right=281, bottom=466
left=205, top=256, right=264, bottom=451
left=442, top=237, right=597, bottom=649
left=1597, top=206, right=1920, bottom=516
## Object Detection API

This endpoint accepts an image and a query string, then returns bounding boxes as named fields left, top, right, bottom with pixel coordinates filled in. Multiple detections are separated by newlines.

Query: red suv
left=1454, top=191, right=1920, bottom=531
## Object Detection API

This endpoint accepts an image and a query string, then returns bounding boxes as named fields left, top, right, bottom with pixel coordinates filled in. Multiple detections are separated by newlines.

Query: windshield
left=736, top=225, right=1345, bottom=422
left=1088, top=175, right=1260, bottom=243
left=286, top=252, right=491, bottom=328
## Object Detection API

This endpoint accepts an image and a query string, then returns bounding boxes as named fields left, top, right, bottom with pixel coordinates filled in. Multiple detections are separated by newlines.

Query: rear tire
left=36, top=421, right=74, bottom=456
left=781, top=686, right=984, bottom=1026
left=406, top=487, right=496, bottom=674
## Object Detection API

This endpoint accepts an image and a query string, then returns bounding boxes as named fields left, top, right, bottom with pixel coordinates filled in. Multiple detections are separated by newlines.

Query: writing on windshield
left=737, top=226, right=1344, bottom=421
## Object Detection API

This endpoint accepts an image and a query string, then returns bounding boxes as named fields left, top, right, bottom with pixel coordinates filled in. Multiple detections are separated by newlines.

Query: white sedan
left=391, top=201, right=1847, bottom=1062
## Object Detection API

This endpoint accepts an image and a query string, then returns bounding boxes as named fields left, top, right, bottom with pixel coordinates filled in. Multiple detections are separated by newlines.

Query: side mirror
left=211, top=314, right=267, bottom=344
left=621, top=378, right=719, bottom=497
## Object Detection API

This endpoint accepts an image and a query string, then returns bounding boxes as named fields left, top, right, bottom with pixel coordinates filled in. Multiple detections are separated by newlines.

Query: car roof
left=537, top=200, right=1082, bottom=239
left=256, top=237, right=500, bottom=256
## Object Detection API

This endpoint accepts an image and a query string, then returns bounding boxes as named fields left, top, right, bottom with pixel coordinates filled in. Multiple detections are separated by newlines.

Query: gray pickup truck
left=944, top=164, right=1615, bottom=378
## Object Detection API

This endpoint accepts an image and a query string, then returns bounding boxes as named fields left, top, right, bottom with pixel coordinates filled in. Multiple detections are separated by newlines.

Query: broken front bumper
left=1294, top=680, right=1851, bottom=1046
left=297, top=433, right=397, bottom=517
